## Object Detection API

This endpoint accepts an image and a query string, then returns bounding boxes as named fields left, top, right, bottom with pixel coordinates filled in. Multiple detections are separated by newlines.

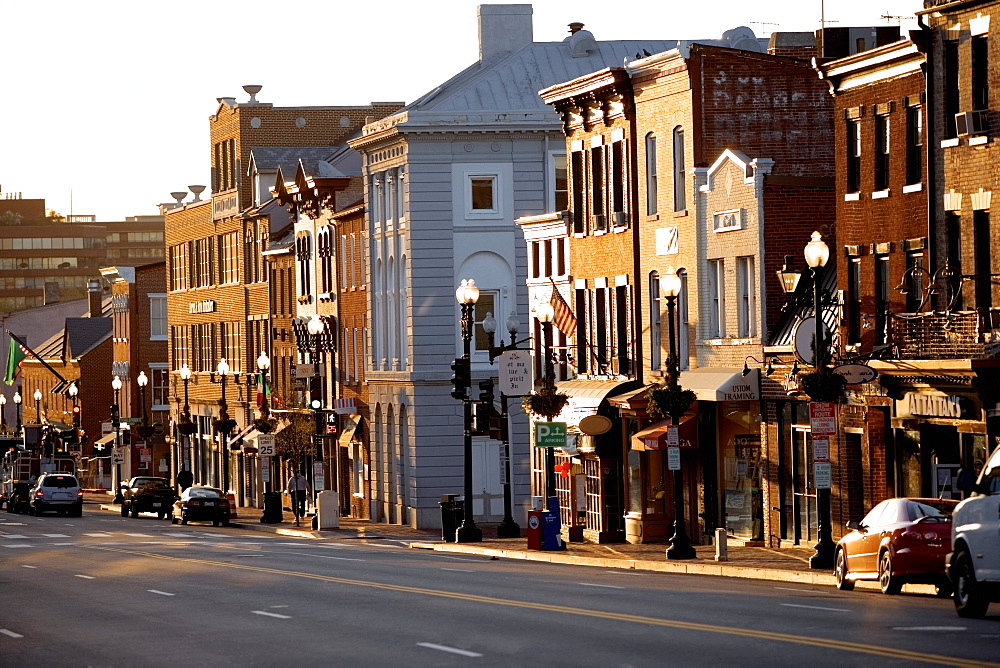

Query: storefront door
left=791, top=426, right=817, bottom=544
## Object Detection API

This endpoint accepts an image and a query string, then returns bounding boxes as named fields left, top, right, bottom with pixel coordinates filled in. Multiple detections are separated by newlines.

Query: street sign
left=261, top=457, right=271, bottom=483
left=809, top=402, right=838, bottom=436
left=120, top=417, right=142, bottom=424
left=499, top=350, right=531, bottom=396
left=667, top=446, right=681, bottom=471
left=112, top=447, right=125, bottom=464
left=812, top=437, right=830, bottom=462
left=102, top=422, right=113, bottom=434
left=666, top=425, right=679, bottom=447
left=257, top=435, right=275, bottom=457
left=814, top=461, right=832, bottom=489
left=70, top=451, right=81, bottom=462
left=534, top=422, right=567, bottom=448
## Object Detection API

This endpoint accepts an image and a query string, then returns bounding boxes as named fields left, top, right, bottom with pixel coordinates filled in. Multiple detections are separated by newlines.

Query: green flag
left=4, top=335, right=27, bottom=386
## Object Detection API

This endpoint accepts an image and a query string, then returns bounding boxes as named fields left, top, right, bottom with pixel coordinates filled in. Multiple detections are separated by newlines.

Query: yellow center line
left=91, top=545, right=994, bottom=667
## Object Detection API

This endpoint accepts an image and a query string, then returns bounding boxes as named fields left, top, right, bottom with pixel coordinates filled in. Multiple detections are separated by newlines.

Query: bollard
left=715, top=527, right=728, bottom=562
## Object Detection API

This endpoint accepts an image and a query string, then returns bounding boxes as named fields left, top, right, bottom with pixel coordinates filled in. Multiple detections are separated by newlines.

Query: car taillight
left=903, top=528, right=940, bottom=541
left=189, top=499, right=202, bottom=506
left=34, top=490, right=44, bottom=497
left=77, top=491, right=84, bottom=498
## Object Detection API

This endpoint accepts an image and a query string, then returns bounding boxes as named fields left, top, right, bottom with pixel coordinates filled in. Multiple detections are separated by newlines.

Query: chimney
left=568, top=22, right=584, bottom=34
left=88, top=279, right=102, bottom=317
left=478, top=4, right=533, bottom=62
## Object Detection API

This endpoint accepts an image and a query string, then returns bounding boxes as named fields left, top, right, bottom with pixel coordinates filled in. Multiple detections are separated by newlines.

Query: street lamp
left=112, top=375, right=124, bottom=503
left=136, top=370, right=153, bottom=443
left=533, top=301, right=559, bottom=504
left=454, top=279, right=482, bottom=543
left=33, top=388, right=42, bottom=423
left=257, top=352, right=271, bottom=419
left=0, top=393, right=6, bottom=432
left=662, top=268, right=695, bottom=560
left=212, top=359, right=238, bottom=495
left=306, top=315, right=326, bottom=515
left=68, top=382, right=79, bottom=448
left=13, top=389, right=21, bottom=433
left=483, top=310, right=523, bottom=539
left=804, top=230, right=835, bottom=570
left=178, top=363, right=193, bottom=474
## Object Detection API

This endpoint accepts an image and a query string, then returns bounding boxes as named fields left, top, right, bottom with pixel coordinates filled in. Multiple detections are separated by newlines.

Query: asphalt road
left=1, top=507, right=998, bottom=667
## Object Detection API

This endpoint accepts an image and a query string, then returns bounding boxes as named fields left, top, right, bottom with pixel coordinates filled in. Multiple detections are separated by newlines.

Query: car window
left=876, top=500, right=904, bottom=525
left=861, top=501, right=887, bottom=527
left=41, top=476, right=78, bottom=488
left=907, top=500, right=956, bottom=520
left=137, top=479, right=168, bottom=490
left=188, top=488, right=222, bottom=498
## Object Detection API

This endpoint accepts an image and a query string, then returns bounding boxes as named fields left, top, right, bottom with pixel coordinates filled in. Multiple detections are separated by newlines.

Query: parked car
left=121, top=476, right=175, bottom=519
left=29, top=473, right=83, bottom=517
left=948, top=446, right=1000, bottom=618
left=5, top=481, right=33, bottom=514
left=171, top=485, right=230, bottom=526
left=834, top=497, right=957, bottom=595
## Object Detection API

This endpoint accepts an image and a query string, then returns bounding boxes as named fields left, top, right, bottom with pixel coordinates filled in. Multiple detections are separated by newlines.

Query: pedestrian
left=176, top=469, right=193, bottom=494
left=286, top=471, right=308, bottom=517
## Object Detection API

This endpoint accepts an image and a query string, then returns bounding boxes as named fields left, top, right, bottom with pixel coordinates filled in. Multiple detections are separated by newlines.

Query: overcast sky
left=0, top=0, right=921, bottom=221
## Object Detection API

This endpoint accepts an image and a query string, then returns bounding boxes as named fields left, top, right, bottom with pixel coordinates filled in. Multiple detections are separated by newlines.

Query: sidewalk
left=85, top=492, right=929, bottom=593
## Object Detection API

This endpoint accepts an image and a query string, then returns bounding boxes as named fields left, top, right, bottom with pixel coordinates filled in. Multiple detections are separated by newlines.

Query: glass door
left=791, top=426, right=817, bottom=544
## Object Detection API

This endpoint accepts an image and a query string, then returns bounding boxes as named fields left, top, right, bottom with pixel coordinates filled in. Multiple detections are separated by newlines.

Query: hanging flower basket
left=522, top=387, right=570, bottom=420
left=253, top=417, right=277, bottom=434
left=177, top=417, right=197, bottom=436
left=646, top=384, right=696, bottom=421
left=799, top=371, right=846, bottom=402
left=213, top=417, right=238, bottom=434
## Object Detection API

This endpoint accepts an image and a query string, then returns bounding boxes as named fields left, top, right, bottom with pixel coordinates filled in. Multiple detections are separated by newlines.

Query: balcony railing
left=890, top=310, right=1000, bottom=359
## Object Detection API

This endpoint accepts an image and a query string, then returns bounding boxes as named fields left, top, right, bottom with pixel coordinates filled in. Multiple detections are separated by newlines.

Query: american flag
left=550, top=285, right=577, bottom=338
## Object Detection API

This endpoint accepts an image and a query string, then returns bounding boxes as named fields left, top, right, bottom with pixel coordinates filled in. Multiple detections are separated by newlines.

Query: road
left=1, top=507, right=998, bottom=667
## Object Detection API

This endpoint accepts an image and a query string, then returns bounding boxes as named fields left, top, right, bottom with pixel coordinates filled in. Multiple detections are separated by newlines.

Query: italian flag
left=255, top=373, right=271, bottom=407
left=4, top=335, right=27, bottom=386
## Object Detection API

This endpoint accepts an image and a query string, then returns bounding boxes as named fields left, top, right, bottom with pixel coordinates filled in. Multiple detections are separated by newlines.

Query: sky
left=0, top=0, right=923, bottom=222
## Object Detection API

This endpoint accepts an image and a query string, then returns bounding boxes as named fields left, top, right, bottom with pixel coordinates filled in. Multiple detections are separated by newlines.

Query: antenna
left=881, top=12, right=909, bottom=23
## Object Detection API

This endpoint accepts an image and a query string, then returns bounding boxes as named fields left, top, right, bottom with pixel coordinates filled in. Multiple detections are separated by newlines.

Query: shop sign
left=499, top=350, right=531, bottom=396
left=667, top=446, right=681, bottom=471
left=833, top=363, right=878, bottom=384
left=903, top=392, right=977, bottom=420
left=188, top=300, right=216, bottom=314
left=813, top=462, right=832, bottom=489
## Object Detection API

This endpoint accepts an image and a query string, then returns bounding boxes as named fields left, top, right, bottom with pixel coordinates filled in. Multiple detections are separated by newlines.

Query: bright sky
left=1, top=0, right=921, bottom=221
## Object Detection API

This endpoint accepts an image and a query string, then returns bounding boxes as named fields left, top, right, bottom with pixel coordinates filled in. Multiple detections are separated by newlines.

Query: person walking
left=286, top=470, right=309, bottom=518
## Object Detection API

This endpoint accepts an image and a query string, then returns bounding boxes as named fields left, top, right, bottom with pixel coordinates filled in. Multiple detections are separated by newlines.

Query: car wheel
left=121, top=503, right=129, bottom=517
left=212, top=518, right=220, bottom=527
left=73, top=504, right=83, bottom=518
left=180, top=515, right=188, bottom=525
left=879, top=551, right=902, bottom=595
left=835, top=549, right=855, bottom=591
left=130, top=504, right=139, bottom=518
left=171, top=515, right=179, bottom=524
left=953, top=548, right=990, bottom=618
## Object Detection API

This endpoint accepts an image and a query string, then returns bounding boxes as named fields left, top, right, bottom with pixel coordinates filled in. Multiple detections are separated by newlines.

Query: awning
left=229, top=423, right=256, bottom=447
left=338, top=414, right=360, bottom=446
left=677, top=367, right=759, bottom=402
left=552, top=379, right=640, bottom=427
left=94, top=433, right=116, bottom=447
left=631, top=410, right=698, bottom=451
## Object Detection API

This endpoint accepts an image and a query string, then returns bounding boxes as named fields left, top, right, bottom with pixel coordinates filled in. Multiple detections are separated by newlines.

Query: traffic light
left=71, top=404, right=81, bottom=425
left=309, top=375, right=322, bottom=411
left=475, top=379, right=494, bottom=433
left=450, top=357, right=470, bottom=400
left=60, top=428, right=77, bottom=446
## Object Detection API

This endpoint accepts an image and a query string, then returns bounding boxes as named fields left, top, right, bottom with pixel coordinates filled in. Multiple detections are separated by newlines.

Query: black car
left=171, top=486, right=231, bottom=526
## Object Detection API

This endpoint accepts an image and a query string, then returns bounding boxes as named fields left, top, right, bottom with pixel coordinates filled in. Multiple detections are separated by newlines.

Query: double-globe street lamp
left=112, top=375, right=124, bottom=503
left=533, top=302, right=559, bottom=503
left=177, top=363, right=194, bottom=476
left=454, top=279, right=483, bottom=543
left=482, top=310, right=524, bottom=539
left=662, top=268, right=696, bottom=560
left=13, top=389, right=21, bottom=434
left=33, top=388, right=42, bottom=423
left=307, top=315, right=327, bottom=514
left=212, top=359, right=238, bottom=495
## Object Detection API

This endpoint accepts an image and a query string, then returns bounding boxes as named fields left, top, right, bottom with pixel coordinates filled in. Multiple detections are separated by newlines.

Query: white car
left=948, top=445, right=1000, bottom=618
left=30, top=472, right=83, bottom=517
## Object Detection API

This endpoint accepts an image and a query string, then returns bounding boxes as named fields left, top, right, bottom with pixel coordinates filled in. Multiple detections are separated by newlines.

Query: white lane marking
left=578, top=583, right=625, bottom=589
left=417, top=643, right=482, bottom=658
left=774, top=587, right=816, bottom=593
left=441, top=568, right=475, bottom=573
left=21, top=565, right=36, bottom=569
left=165, top=533, right=195, bottom=538
left=1, top=535, right=27, bottom=539
left=74, top=574, right=95, bottom=580
left=42, top=534, right=69, bottom=538
left=252, top=610, right=291, bottom=619
left=270, top=605, right=289, bottom=609
left=124, top=533, right=153, bottom=537
left=781, top=603, right=848, bottom=613
left=148, top=590, right=175, bottom=597
left=140, top=541, right=167, bottom=545
left=285, top=552, right=364, bottom=562
left=85, top=533, right=112, bottom=537
left=0, top=629, right=23, bottom=638
left=4, top=545, right=32, bottom=548
left=893, top=626, right=967, bottom=632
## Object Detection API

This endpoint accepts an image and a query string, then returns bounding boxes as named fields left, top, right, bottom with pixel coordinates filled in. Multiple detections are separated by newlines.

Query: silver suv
left=30, top=473, right=83, bottom=517
left=948, top=445, right=1000, bottom=617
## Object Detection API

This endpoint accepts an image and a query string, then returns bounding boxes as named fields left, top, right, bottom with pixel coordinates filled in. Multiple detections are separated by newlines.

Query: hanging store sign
left=833, top=363, right=878, bottom=384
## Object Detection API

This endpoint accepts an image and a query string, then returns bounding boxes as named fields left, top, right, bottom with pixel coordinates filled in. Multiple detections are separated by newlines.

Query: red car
left=171, top=485, right=231, bottom=527
left=835, top=497, right=958, bottom=596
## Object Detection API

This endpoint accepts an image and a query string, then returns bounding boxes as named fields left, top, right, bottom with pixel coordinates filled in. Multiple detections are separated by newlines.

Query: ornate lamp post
left=0, top=393, right=6, bottom=432
left=662, top=268, right=695, bottom=560
left=804, top=231, right=835, bottom=570
left=13, top=389, right=21, bottom=434
left=455, top=279, right=482, bottom=543
left=257, top=352, right=271, bottom=420
left=68, top=382, right=79, bottom=452
left=533, top=302, right=558, bottom=502
left=112, top=375, right=124, bottom=503
left=212, top=359, right=238, bottom=494
left=33, top=388, right=42, bottom=423
left=307, top=315, right=326, bottom=513
left=178, top=363, right=194, bottom=475
left=483, top=310, right=523, bottom=539
left=136, top=371, right=152, bottom=443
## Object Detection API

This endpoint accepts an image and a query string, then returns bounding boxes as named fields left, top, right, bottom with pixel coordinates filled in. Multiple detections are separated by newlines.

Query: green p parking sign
left=535, top=422, right=567, bottom=448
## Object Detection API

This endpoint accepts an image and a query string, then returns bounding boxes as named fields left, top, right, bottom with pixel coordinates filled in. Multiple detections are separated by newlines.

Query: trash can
left=440, top=494, right=464, bottom=542
left=317, top=490, right=340, bottom=530
left=260, top=491, right=283, bottom=524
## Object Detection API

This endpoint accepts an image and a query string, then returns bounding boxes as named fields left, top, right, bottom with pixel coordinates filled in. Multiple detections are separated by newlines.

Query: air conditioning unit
left=592, top=214, right=606, bottom=231
left=612, top=211, right=628, bottom=227
left=955, top=110, right=989, bottom=136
